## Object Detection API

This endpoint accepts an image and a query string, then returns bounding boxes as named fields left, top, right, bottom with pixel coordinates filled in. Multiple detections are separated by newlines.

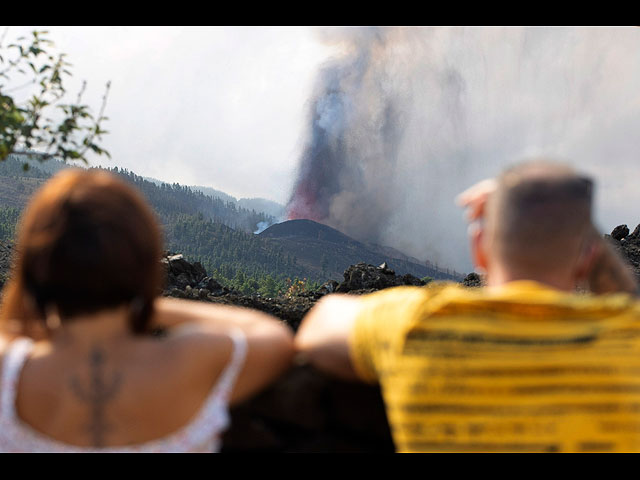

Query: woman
left=0, top=169, right=294, bottom=452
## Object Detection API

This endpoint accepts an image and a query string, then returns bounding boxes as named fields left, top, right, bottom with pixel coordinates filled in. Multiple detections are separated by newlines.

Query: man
left=295, top=161, right=640, bottom=452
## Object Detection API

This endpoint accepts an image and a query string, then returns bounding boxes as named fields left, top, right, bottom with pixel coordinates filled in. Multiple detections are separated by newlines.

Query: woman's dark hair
left=0, top=169, right=164, bottom=335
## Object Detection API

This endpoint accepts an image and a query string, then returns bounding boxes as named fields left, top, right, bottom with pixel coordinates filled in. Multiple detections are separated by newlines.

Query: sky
left=3, top=26, right=640, bottom=271
left=5, top=26, right=334, bottom=204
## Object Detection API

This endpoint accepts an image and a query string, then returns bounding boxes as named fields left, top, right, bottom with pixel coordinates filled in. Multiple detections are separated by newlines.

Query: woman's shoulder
left=143, top=323, right=240, bottom=401
left=161, top=323, right=237, bottom=370
left=150, top=297, right=291, bottom=373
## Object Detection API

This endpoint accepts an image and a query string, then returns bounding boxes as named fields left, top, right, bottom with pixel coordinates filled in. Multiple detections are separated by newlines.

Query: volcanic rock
left=196, top=276, right=225, bottom=294
left=462, top=272, right=483, bottom=287
left=608, top=224, right=640, bottom=281
left=611, top=224, right=630, bottom=241
left=221, top=365, right=394, bottom=453
left=161, top=253, right=208, bottom=291
left=159, top=260, right=459, bottom=330
left=401, top=273, right=425, bottom=286
left=336, top=262, right=426, bottom=294
left=316, top=280, right=339, bottom=296
left=378, top=262, right=394, bottom=275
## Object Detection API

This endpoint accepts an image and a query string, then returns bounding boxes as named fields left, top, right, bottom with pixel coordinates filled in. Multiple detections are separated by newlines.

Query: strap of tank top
left=0, top=338, right=34, bottom=420
left=208, top=327, right=248, bottom=403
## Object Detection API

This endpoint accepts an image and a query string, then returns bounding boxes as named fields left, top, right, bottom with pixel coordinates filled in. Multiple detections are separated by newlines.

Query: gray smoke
left=288, top=27, right=640, bottom=272
left=286, top=28, right=409, bottom=241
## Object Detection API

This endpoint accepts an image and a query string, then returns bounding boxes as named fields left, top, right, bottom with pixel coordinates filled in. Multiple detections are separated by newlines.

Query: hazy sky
left=6, top=26, right=334, bottom=203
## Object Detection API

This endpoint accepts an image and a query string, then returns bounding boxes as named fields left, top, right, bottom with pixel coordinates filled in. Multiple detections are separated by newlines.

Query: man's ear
left=470, top=222, right=489, bottom=274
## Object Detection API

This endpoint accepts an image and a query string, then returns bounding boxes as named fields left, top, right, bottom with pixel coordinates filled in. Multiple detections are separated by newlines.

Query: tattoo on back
left=69, top=346, right=123, bottom=447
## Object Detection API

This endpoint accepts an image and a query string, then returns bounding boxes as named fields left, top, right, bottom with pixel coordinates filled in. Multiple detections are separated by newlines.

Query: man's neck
left=486, top=266, right=575, bottom=292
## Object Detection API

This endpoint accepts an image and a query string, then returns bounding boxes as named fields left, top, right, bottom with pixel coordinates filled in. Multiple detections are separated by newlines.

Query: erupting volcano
left=285, top=28, right=405, bottom=242
left=285, top=27, right=640, bottom=272
left=286, top=179, right=323, bottom=222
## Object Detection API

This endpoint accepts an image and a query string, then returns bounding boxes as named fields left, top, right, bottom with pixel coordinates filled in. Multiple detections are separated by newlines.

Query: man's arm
left=295, top=294, right=367, bottom=382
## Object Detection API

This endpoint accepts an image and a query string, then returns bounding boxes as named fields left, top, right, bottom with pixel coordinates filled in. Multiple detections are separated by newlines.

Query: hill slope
left=0, top=156, right=464, bottom=291
left=260, top=219, right=461, bottom=281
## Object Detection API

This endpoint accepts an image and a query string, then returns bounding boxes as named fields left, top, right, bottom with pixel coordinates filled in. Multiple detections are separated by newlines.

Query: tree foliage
left=0, top=29, right=110, bottom=167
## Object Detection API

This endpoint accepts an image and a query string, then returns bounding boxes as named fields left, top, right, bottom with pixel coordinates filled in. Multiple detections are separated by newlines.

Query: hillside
left=177, top=186, right=285, bottom=220
left=0, top=155, right=464, bottom=292
left=164, top=213, right=308, bottom=289
left=0, top=155, right=52, bottom=208
left=259, top=219, right=461, bottom=281
left=191, top=185, right=237, bottom=204
left=112, top=168, right=274, bottom=234
left=0, top=156, right=275, bottom=233
left=237, top=198, right=284, bottom=220
left=0, top=176, right=47, bottom=209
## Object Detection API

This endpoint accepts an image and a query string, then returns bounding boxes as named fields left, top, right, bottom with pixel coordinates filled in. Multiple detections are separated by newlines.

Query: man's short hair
left=485, top=160, right=595, bottom=273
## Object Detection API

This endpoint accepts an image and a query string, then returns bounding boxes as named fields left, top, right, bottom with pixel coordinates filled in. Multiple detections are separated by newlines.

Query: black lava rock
left=611, top=224, right=630, bottom=241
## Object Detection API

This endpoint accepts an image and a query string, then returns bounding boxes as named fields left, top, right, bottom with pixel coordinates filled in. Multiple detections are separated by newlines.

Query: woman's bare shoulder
left=151, top=297, right=294, bottom=404
left=161, top=322, right=235, bottom=367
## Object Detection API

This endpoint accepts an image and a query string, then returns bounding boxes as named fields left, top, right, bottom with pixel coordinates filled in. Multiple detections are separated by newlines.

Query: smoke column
left=287, top=27, right=640, bottom=272
left=286, top=28, right=408, bottom=241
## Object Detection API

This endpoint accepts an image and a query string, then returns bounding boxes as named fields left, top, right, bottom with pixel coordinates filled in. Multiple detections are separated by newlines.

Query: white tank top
left=0, top=329, right=247, bottom=453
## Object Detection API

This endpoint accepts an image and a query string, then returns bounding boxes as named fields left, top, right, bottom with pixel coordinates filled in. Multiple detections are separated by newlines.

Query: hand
left=455, top=178, right=498, bottom=222
left=586, top=236, right=639, bottom=296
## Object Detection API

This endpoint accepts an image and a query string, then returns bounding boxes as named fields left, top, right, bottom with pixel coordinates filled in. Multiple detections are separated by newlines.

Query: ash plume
left=286, top=28, right=408, bottom=241
left=287, top=27, right=640, bottom=272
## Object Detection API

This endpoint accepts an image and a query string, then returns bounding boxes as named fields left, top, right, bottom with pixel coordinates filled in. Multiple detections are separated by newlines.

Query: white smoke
left=254, top=220, right=272, bottom=235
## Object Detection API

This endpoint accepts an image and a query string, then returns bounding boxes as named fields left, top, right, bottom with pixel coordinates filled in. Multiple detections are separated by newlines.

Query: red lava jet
left=284, top=29, right=404, bottom=244
left=286, top=180, right=323, bottom=222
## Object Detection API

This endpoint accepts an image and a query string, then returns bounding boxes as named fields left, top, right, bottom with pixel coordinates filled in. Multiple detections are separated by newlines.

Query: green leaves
left=0, top=29, right=110, bottom=166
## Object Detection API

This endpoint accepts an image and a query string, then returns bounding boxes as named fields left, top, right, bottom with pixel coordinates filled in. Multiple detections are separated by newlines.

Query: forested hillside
left=259, top=219, right=460, bottom=281
left=0, top=207, right=19, bottom=242
left=0, top=157, right=311, bottom=295
left=0, top=155, right=460, bottom=296
left=165, top=214, right=310, bottom=296
left=110, top=168, right=275, bottom=234
left=0, top=156, right=276, bottom=234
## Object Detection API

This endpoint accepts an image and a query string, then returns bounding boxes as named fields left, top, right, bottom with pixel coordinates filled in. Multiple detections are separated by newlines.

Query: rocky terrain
left=606, top=224, right=640, bottom=282
left=164, top=253, right=438, bottom=330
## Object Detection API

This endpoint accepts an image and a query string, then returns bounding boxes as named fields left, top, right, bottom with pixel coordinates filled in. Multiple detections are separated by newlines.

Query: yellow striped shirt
left=349, top=281, right=640, bottom=452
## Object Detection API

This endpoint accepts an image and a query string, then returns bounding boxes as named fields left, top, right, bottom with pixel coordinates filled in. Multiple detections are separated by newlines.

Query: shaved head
left=484, top=161, right=595, bottom=277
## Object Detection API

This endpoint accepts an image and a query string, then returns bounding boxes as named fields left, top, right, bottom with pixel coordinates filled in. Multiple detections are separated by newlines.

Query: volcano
left=259, top=219, right=462, bottom=281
